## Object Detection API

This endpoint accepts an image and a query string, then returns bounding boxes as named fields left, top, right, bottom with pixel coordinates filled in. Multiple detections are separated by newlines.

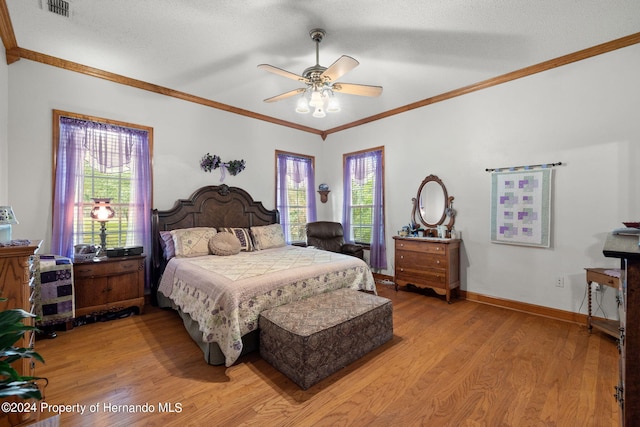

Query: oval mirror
left=412, top=174, right=455, bottom=230
left=420, top=181, right=446, bottom=225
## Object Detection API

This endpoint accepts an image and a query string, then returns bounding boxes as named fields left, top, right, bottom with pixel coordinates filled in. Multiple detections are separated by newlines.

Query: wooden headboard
left=151, top=184, right=279, bottom=296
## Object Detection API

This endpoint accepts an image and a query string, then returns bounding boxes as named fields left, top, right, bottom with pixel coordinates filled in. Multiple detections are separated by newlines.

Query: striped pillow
left=218, top=227, right=255, bottom=252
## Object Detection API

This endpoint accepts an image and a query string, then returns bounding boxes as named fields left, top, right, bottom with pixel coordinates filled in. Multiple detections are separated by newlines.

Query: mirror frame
left=412, top=174, right=456, bottom=230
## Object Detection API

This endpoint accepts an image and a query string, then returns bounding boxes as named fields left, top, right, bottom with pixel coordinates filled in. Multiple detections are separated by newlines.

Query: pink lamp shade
left=90, top=198, right=116, bottom=222
left=90, top=199, right=115, bottom=254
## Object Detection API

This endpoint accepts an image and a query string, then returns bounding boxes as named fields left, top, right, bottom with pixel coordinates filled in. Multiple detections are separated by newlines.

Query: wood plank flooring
left=34, top=284, right=619, bottom=426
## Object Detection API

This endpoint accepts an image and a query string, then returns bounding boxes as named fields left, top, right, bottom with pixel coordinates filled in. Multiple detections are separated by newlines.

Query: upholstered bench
left=259, top=288, right=393, bottom=389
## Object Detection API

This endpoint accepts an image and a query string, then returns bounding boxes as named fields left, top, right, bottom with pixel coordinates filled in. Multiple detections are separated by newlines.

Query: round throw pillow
left=209, top=232, right=242, bottom=256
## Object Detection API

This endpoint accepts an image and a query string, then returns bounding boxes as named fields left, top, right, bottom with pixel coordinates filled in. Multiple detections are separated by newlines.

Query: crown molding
left=1, top=0, right=638, bottom=140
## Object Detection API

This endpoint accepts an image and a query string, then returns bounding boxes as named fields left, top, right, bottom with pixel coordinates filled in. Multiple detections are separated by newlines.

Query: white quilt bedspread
left=158, top=245, right=375, bottom=366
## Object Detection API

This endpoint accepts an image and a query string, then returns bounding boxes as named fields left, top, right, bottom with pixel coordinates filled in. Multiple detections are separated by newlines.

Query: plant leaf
left=0, top=382, right=42, bottom=400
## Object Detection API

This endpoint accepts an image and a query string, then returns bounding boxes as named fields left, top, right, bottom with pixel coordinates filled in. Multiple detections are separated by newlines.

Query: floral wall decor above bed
left=200, top=153, right=246, bottom=181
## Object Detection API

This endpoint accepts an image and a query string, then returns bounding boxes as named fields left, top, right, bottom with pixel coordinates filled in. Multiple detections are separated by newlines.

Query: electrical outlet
left=556, top=277, right=564, bottom=287
left=592, top=283, right=603, bottom=292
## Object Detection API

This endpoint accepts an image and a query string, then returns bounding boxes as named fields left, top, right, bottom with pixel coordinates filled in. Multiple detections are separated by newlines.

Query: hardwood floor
left=34, top=284, right=619, bottom=426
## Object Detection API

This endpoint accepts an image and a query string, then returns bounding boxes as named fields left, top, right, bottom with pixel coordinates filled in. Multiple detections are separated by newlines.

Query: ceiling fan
left=258, top=29, right=383, bottom=118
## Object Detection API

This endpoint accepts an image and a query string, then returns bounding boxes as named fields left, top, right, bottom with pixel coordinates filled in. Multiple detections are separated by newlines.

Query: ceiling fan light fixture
left=295, top=95, right=310, bottom=113
left=309, top=90, right=323, bottom=107
left=326, top=96, right=341, bottom=113
left=312, top=106, right=326, bottom=118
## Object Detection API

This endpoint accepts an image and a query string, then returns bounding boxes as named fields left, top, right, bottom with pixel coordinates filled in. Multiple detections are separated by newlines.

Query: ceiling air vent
left=47, top=0, right=69, bottom=17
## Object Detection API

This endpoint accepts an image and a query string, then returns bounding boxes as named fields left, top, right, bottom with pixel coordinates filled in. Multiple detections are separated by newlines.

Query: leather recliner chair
left=305, top=221, right=364, bottom=260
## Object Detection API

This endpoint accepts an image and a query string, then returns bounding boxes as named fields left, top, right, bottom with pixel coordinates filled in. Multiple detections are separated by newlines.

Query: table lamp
left=0, top=206, right=18, bottom=243
left=90, top=198, right=115, bottom=254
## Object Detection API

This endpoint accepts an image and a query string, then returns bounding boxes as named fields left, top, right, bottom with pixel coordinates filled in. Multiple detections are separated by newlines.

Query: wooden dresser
left=603, top=233, right=640, bottom=426
left=0, top=242, right=41, bottom=375
left=0, top=241, right=42, bottom=427
left=393, top=236, right=461, bottom=303
left=73, top=255, right=145, bottom=317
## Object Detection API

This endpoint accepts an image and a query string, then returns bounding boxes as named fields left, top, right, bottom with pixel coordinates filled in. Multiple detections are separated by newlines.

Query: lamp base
left=0, top=224, right=12, bottom=244
left=97, top=221, right=108, bottom=256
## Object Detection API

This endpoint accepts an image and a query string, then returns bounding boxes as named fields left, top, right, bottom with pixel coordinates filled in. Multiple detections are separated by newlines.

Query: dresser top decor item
left=0, top=239, right=31, bottom=247
left=0, top=205, right=19, bottom=244
left=200, top=153, right=246, bottom=182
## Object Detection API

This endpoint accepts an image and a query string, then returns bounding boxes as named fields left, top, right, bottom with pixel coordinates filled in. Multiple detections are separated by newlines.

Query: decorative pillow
left=219, top=227, right=254, bottom=252
left=251, top=224, right=286, bottom=250
left=159, top=231, right=176, bottom=260
left=170, top=227, right=217, bottom=257
left=209, top=232, right=242, bottom=256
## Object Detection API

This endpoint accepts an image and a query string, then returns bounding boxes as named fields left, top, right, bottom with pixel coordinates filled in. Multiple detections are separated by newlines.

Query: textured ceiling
left=5, top=0, right=640, bottom=131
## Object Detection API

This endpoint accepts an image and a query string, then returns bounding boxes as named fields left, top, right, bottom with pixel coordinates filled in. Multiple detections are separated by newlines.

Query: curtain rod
left=485, top=161, right=562, bottom=172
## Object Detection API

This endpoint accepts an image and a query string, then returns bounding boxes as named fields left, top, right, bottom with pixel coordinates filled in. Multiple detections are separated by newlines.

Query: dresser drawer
left=74, top=258, right=142, bottom=278
left=396, top=268, right=447, bottom=287
left=396, top=249, right=445, bottom=270
left=395, top=239, right=447, bottom=255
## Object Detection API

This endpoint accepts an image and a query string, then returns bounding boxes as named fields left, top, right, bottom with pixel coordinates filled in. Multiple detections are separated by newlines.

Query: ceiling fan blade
left=321, top=55, right=359, bottom=82
left=332, top=83, right=383, bottom=97
left=263, top=88, right=306, bottom=103
left=257, top=64, right=308, bottom=83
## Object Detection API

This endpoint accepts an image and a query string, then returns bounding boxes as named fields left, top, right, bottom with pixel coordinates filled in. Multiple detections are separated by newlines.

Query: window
left=275, top=151, right=317, bottom=243
left=51, top=111, right=153, bottom=279
left=343, top=147, right=387, bottom=270
left=78, top=138, right=132, bottom=248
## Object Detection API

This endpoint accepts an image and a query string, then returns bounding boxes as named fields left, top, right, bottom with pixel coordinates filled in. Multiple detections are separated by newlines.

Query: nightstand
left=73, top=255, right=145, bottom=317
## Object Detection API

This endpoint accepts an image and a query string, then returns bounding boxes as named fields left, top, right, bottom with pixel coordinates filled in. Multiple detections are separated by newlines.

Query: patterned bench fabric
left=259, top=288, right=393, bottom=389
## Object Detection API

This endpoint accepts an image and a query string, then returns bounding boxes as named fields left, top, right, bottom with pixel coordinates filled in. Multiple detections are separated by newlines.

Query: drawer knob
left=436, top=260, right=440, bottom=264
left=436, top=247, right=440, bottom=251
left=400, top=255, right=404, bottom=259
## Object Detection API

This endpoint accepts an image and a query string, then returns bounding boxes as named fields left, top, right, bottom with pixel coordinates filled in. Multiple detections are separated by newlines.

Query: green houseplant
left=0, top=303, right=45, bottom=400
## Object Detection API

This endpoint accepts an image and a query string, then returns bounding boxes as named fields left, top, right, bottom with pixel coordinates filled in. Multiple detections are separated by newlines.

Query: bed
left=151, top=185, right=375, bottom=367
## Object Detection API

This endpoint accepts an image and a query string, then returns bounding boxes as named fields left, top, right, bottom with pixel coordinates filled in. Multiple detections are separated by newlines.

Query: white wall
left=7, top=60, right=322, bottom=249
left=0, top=45, right=8, bottom=204
left=6, top=43, right=639, bottom=319
left=322, top=43, right=640, bottom=317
